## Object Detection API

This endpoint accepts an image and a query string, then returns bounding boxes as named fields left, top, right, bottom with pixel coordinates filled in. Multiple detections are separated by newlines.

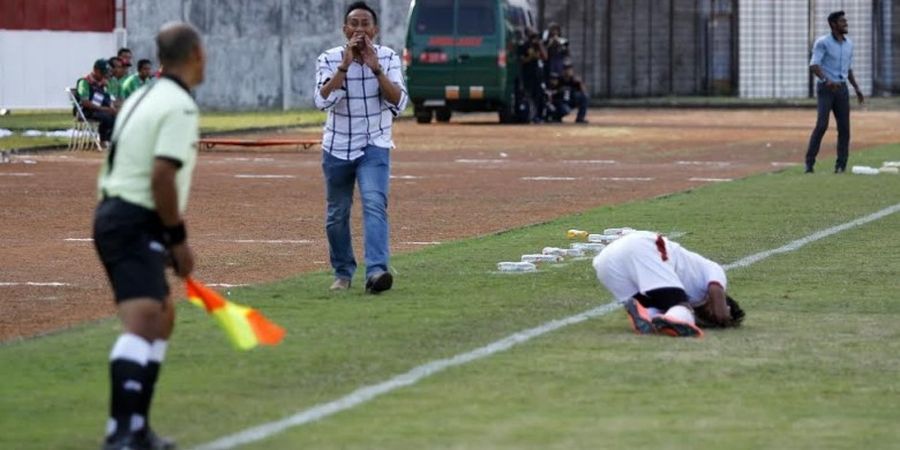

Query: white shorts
left=592, top=232, right=684, bottom=302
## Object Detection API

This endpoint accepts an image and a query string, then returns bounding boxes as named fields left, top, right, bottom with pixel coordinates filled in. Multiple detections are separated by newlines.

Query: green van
left=403, top=0, right=539, bottom=124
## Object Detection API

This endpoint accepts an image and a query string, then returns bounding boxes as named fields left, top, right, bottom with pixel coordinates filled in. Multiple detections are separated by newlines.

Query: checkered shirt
left=315, top=44, right=408, bottom=160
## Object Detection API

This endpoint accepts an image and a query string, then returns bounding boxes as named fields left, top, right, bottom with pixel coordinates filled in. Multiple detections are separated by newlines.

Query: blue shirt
left=810, top=33, right=853, bottom=84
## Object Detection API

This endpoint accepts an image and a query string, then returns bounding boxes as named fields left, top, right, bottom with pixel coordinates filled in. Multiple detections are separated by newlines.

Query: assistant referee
left=93, top=22, right=205, bottom=450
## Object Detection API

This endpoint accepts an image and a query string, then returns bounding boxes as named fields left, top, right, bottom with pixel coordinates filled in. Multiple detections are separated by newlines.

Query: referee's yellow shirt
left=97, top=77, right=199, bottom=213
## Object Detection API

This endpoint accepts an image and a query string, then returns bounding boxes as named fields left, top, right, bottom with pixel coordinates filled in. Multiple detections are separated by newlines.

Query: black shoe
left=834, top=167, right=845, bottom=174
left=103, top=429, right=176, bottom=450
left=102, top=434, right=150, bottom=450
left=804, top=166, right=814, bottom=174
left=141, top=428, right=177, bottom=450
left=365, top=271, right=393, bottom=294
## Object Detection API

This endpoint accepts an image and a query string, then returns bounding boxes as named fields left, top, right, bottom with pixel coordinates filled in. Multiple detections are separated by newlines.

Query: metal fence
left=540, top=0, right=898, bottom=98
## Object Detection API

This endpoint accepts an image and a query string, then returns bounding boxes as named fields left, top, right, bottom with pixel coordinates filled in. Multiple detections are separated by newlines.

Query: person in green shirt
left=75, top=58, right=115, bottom=142
left=106, top=56, right=127, bottom=106
left=94, top=22, right=206, bottom=450
left=121, top=59, right=154, bottom=99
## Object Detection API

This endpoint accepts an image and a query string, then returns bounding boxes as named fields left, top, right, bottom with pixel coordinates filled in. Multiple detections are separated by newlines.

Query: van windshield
left=458, top=0, right=496, bottom=35
left=414, top=0, right=453, bottom=35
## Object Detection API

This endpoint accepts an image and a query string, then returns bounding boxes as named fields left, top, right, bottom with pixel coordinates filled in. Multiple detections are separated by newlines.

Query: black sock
left=137, top=340, right=167, bottom=432
left=106, top=334, right=150, bottom=440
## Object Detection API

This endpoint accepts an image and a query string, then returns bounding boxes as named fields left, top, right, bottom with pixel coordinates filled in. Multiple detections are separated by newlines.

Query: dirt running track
left=2, top=108, right=899, bottom=341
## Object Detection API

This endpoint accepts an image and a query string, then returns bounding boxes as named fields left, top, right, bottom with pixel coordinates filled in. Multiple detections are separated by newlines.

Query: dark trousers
left=805, top=83, right=850, bottom=171
left=551, top=91, right=588, bottom=122
left=87, top=110, right=116, bottom=142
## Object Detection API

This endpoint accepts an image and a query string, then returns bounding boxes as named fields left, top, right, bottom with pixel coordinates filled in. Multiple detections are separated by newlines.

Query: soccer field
left=1, top=135, right=899, bottom=449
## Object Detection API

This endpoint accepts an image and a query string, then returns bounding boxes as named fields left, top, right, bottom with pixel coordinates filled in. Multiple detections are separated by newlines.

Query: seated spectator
left=106, top=57, right=127, bottom=106
left=121, top=59, right=154, bottom=99
left=117, top=47, right=133, bottom=72
left=543, top=22, right=569, bottom=78
left=519, top=28, right=547, bottom=122
left=550, top=62, right=589, bottom=124
left=75, top=58, right=116, bottom=142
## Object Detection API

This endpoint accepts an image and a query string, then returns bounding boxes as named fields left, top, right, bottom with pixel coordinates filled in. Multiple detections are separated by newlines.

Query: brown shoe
left=329, top=278, right=351, bottom=291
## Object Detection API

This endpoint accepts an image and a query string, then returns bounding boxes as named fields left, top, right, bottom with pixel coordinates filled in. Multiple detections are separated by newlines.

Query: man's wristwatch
left=337, top=66, right=349, bottom=73
left=372, top=66, right=383, bottom=76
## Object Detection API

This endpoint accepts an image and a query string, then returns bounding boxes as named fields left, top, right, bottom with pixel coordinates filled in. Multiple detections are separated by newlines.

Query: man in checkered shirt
left=315, top=1, right=408, bottom=294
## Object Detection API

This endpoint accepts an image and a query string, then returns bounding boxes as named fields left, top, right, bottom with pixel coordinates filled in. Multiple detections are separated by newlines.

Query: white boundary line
left=193, top=202, right=900, bottom=450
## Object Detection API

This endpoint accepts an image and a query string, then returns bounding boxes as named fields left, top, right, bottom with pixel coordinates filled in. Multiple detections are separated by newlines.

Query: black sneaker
left=804, top=166, right=814, bottom=174
left=141, top=428, right=177, bottom=450
left=834, top=166, right=845, bottom=174
left=102, top=434, right=150, bottom=450
left=365, top=271, right=393, bottom=294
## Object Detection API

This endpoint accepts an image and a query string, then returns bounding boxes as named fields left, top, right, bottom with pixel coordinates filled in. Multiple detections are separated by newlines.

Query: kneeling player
left=592, top=230, right=745, bottom=337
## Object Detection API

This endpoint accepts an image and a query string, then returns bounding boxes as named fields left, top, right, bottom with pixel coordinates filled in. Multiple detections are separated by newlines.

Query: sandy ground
left=2, top=107, right=899, bottom=341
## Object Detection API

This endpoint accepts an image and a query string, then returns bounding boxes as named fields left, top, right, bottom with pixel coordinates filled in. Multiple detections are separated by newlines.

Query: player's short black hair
left=137, top=59, right=152, bottom=70
left=827, top=11, right=845, bottom=26
left=345, top=1, right=377, bottom=25
left=108, top=56, right=123, bottom=67
left=118, top=47, right=132, bottom=56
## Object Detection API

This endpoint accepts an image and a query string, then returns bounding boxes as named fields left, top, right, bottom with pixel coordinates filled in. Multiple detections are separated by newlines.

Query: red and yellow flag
left=186, top=278, right=285, bottom=350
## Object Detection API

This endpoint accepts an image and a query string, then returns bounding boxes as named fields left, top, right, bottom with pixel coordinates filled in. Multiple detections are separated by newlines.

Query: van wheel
left=415, top=108, right=433, bottom=124
left=435, top=108, right=452, bottom=123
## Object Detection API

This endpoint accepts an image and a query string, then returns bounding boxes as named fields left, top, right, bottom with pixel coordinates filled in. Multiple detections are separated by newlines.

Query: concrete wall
left=0, top=30, right=118, bottom=109
left=125, top=0, right=410, bottom=110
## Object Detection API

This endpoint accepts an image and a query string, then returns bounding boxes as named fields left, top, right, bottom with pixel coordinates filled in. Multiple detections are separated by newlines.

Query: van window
left=414, top=0, right=454, bottom=35
left=458, top=0, right=496, bottom=35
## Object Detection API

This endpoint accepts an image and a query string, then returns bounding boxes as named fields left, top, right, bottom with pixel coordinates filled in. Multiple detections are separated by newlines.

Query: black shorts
left=633, top=287, right=688, bottom=311
left=93, top=198, right=169, bottom=303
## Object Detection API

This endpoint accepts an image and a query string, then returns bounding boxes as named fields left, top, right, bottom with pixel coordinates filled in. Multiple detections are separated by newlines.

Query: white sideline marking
left=689, top=177, right=732, bottom=182
left=193, top=201, right=900, bottom=450
left=391, top=175, right=423, bottom=180
left=234, top=174, right=296, bottom=179
left=207, top=283, right=249, bottom=288
left=521, top=176, right=579, bottom=181
left=454, top=159, right=506, bottom=164
left=593, top=176, right=653, bottom=182
left=0, top=282, right=72, bottom=287
left=676, top=161, right=731, bottom=166
left=223, top=239, right=312, bottom=244
left=404, top=241, right=442, bottom=245
left=771, top=162, right=802, bottom=167
left=0, top=172, right=34, bottom=176
left=562, top=160, right=617, bottom=164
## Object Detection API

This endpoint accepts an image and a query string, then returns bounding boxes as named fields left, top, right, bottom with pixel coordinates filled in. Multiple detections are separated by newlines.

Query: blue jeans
left=322, top=146, right=391, bottom=280
left=806, top=83, right=850, bottom=170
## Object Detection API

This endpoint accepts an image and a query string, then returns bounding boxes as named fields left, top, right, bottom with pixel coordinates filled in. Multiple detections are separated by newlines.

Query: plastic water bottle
left=851, top=165, right=879, bottom=175
left=571, top=242, right=605, bottom=254
left=542, top=247, right=567, bottom=256
left=497, top=261, right=537, bottom=272
left=521, top=254, right=563, bottom=263
left=604, top=227, right=635, bottom=235
left=588, top=234, right=619, bottom=244
left=567, top=229, right=589, bottom=240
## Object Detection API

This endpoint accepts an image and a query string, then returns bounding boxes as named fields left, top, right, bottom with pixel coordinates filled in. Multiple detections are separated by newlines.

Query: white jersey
left=592, top=231, right=726, bottom=306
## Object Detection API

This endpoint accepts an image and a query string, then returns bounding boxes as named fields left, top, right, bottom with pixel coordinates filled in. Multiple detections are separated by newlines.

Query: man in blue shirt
left=805, top=11, right=865, bottom=174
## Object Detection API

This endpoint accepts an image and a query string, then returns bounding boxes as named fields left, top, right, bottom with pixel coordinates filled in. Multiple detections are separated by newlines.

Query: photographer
left=550, top=62, right=589, bottom=124
left=519, top=28, right=547, bottom=122
left=543, top=23, right=569, bottom=78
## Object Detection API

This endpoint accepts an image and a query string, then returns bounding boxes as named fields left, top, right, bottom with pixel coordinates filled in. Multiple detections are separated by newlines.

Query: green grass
left=0, top=109, right=328, bottom=150
left=2, top=145, right=900, bottom=449
left=0, top=136, right=68, bottom=150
